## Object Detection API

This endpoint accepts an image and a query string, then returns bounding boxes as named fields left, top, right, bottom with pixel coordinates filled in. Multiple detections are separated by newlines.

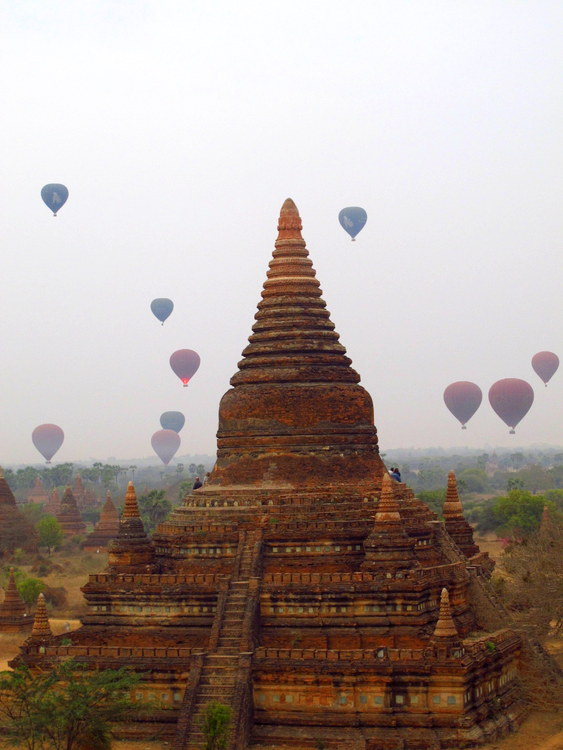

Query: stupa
left=0, top=568, right=32, bottom=632
left=0, top=469, right=38, bottom=556
left=84, top=491, right=120, bottom=551
left=15, top=201, right=526, bottom=749
left=44, top=487, right=61, bottom=516
left=27, top=476, right=49, bottom=505
left=56, top=486, right=86, bottom=536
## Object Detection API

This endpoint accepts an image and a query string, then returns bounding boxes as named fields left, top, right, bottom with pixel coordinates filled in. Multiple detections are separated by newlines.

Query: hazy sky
left=1, top=0, right=562, bottom=465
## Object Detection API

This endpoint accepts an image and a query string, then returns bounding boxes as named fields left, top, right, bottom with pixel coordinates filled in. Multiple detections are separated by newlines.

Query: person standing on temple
left=192, top=476, right=202, bottom=490
left=390, top=467, right=401, bottom=482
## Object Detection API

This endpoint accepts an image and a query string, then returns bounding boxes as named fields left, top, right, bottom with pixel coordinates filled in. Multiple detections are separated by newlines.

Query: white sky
left=1, top=0, right=562, bottom=465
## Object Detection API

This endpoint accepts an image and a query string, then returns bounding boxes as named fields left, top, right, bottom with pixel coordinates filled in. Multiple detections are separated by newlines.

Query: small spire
left=0, top=466, right=4, bottom=479
left=375, top=473, right=401, bottom=522
left=443, top=471, right=463, bottom=519
left=30, top=593, right=52, bottom=638
left=122, top=481, right=140, bottom=519
left=277, top=198, right=304, bottom=240
left=5, top=568, right=20, bottom=601
left=432, top=588, right=460, bottom=640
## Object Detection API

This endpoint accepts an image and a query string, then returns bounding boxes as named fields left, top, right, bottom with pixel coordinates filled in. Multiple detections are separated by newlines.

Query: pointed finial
left=432, top=588, right=459, bottom=640
left=277, top=198, right=303, bottom=239
left=375, top=473, right=401, bottom=522
left=443, top=471, right=463, bottom=519
left=30, top=593, right=52, bottom=639
left=122, top=481, right=140, bottom=519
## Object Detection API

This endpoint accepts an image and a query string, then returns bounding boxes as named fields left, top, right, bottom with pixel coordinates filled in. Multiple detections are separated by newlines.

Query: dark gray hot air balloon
left=151, top=298, right=174, bottom=325
left=338, top=206, right=367, bottom=240
left=160, top=411, right=185, bottom=433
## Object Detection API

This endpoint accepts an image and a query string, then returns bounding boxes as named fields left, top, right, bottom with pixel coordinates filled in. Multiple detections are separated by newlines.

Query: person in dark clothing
left=390, top=467, right=401, bottom=482
left=192, top=477, right=202, bottom=490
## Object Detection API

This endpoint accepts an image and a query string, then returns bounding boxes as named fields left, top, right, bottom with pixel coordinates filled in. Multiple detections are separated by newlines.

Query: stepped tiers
left=56, top=486, right=86, bottom=536
left=0, top=568, right=32, bottom=632
left=73, top=474, right=98, bottom=509
left=443, top=471, right=481, bottom=560
left=84, top=492, right=120, bottom=551
left=0, top=469, right=38, bottom=556
left=27, top=477, right=49, bottom=505
left=14, top=201, right=526, bottom=749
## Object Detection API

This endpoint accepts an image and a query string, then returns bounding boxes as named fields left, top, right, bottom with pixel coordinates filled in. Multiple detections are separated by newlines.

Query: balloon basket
left=461, top=425, right=467, bottom=430
left=509, top=429, right=515, bottom=435
left=351, top=238, right=356, bottom=242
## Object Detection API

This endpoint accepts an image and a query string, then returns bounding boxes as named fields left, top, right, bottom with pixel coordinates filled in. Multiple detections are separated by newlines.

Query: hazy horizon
left=2, top=1, right=562, bottom=465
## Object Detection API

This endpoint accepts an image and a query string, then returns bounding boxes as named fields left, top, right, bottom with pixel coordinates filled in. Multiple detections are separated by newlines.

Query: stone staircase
left=173, top=530, right=262, bottom=750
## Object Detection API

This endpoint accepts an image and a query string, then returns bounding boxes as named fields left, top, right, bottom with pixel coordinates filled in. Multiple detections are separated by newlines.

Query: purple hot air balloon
left=488, top=379, right=534, bottom=434
left=531, top=351, right=559, bottom=387
left=170, top=349, right=201, bottom=387
left=151, top=429, right=181, bottom=465
left=443, top=381, right=482, bottom=429
left=32, top=424, right=64, bottom=463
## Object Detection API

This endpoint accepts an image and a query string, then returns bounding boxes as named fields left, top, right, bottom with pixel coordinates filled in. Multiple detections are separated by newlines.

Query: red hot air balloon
left=32, top=424, right=64, bottom=463
left=443, top=382, right=482, bottom=429
left=531, top=351, right=559, bottom=386
left=488, top=379, right=534, bottom=434
left=170, top=349, right=201, bottom=387
left=151, top=429, right=181, bottom=465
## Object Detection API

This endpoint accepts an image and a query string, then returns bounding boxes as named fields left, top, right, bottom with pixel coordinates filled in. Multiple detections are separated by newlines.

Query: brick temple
left=56, top=486, right=86, bottom=537
left=84, top=491, right=120, bottom=551
left=0, top=469, right=38, bottom=557
left=16, top=200, right=526, bottom=749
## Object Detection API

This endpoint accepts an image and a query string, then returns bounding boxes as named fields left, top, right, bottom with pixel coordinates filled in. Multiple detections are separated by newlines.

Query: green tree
left=17, top=576, right=45, bottom=613
left=37, top=516, right=64, bottom=554
left=492, top=490, right=546, bottom=538
left=456, top=467, right=489, bottom=494
left=138, top=490, right=172, bottom=533
left=0, top=660, right=140, bottom=750
left=202, top=702, right=232, bottom=750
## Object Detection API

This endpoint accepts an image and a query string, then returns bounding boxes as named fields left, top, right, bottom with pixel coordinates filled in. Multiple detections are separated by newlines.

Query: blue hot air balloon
left=338, top=206, right=367, bottom=241
left=160, top=411, right=185, bottom=433
left=41, top=184, right=69, bottom=216
left=151, top=298, right=174, bottom=325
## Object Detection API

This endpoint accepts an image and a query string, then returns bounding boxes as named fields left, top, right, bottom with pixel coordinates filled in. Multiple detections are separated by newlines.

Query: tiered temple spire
left=0, top=568, right=32, bottom=632
left=214, top=198, right=385, bottom=488
left=0, top=469, right=38, bottom=556
left=361, top=473, right=417, bottom=573
left=56, top=486, right=86, bottom=536
left=443, top=471, right=479, bottom=558
left=108, top=482, right=154, bottom=571
left=29, top=593, right=52, bottom=639
left=84, top=491, right=120, bottom=550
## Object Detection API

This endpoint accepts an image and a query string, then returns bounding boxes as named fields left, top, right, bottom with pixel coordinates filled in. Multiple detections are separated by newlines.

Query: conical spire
left=0, top=568, right=31, bottom=632
left=0, top=470, right=17, bottom=507
left=432, top=588, right=460, bottom=641
left=442, top=471, right=480, bottom=559
left=122, top=481, right=141, bottom=519
left=443, top=472, right=463, bottom=518
left=213, top=199, right=384, bottom=488
left=375, top=473, right=401, bottom=522
left=56, top=487, right=86, bottom=536
left=30, top=593, right=52, bottom=639
left=108, top=482, right=154, bottom=571
left=84, top=491, right=119, bottom=550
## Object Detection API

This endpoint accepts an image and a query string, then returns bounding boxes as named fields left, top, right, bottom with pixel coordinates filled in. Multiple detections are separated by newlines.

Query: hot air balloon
left=531, top=351, right=559, bottom=386
left=160, top=411, right=185, bottom=433
left=488, top=379, right=534, bottom=434
left=338, top=207, right=367, bottom=241
left=41, top=184, right=69, bottom=216
left=151, top=298, right=174, bottom=325
left=151, top=429, right=181, bottom=465
left=32, top=424, right=64, bottom=463
left=170, top=349, right=201, bottom=387
left=443, top=381, right=482, bottom=429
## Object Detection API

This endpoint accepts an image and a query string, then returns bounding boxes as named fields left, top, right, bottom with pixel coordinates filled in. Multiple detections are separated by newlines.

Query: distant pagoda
left=15, top=200, right=529, bottom=749
left=0, top=568, right=32, bottom=632
left=56, top=486, right=86, bottom=536
left=0, top=469, right=38, bottom=556
left=84, top=491, right=120, bottom=551
left=27, top=477, right=49, bottom=505
left=44, top=487, right=61, bottom=516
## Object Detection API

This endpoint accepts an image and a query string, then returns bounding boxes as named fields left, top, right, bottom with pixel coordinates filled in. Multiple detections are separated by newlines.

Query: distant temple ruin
left=84, top=491, right=120, bottom=551
left=56, top=486, right=86, bottom=537
left=16, top=200, right=527, bottom=749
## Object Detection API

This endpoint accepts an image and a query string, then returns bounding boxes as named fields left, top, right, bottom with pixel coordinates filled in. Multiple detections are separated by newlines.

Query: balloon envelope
left=170, top=349, right=201, bottom=386
left=488, top=379, right=534, bottom=434
left=41, top=184, right=69, bottom=215
left=531, top=351, right=559, bottom=386
left=160, top=411, right=185, bottom=433
left=443, top=381, right=482, bottom=429
left=151, top=298, right=174, bottom=325
left=338, top=207, right=367, bottom=240
left=32, top=424, right=64, bottom=463
left=151, top=429, right=181, bottom=465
